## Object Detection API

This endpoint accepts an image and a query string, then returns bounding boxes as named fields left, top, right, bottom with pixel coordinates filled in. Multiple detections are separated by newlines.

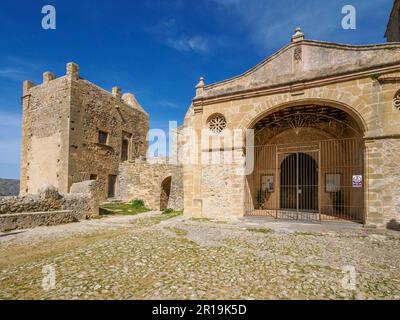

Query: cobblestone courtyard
left=0, top=212, right=399, bottom=300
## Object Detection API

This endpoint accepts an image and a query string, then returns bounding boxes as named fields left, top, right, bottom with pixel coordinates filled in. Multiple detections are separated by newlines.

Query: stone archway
left=160, top=176, right=172, bottom=211
left=245, top=103, right=366, bottom=223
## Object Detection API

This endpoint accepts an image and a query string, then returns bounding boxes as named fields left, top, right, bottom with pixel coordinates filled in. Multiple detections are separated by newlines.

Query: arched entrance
left=160, top=176, right=172, bottom=211
left=245, top=103, right=365, bottom=223
left=280, top=153, right=318, bottom=212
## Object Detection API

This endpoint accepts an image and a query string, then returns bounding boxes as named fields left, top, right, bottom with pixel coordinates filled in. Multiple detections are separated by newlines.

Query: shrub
left=132, top=199, right=145, bottom=208
left=163, top=208, right=174, bottom=214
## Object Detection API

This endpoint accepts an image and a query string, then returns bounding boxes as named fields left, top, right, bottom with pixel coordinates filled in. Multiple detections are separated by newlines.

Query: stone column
left=191, top=104, right=204, bottom=218
left=364, top=139, right=385, bottom=228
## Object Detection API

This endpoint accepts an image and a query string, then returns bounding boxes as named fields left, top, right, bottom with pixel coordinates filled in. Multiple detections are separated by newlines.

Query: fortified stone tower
left=20, top=63, right=149, bottom=199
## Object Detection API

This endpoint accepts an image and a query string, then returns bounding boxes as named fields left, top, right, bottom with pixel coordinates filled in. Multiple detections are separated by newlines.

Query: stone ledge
left=0, top=210, right=78, bottom=232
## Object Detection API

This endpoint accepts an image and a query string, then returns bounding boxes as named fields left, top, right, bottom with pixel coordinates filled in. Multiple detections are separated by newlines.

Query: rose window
left=208, top=114, right=227, bottom=133
left=393, top=91, right=400, bottom=110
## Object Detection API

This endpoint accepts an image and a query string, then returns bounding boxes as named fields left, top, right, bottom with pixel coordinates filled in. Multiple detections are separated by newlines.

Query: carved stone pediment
left=196, top=41, right=400, bottom=100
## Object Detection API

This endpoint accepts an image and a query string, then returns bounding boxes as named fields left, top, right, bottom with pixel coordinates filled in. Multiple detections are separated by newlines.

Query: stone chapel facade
left=179, top=28, right=400, bottom=228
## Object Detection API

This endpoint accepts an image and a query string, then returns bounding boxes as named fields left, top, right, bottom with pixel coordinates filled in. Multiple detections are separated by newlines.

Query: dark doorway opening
left=108, top=175, right=117, bottom=198
left=280, top=153, right=318, bottom=211
left=160, top=176, right=172, bottom=211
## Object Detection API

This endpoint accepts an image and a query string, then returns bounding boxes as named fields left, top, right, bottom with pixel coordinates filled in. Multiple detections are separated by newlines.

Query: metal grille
left=245, top=138, right=364, bottom=223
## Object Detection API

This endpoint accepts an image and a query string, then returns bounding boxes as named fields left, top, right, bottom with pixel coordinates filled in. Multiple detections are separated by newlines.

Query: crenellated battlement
left=22, top=62, right=147, bottom=114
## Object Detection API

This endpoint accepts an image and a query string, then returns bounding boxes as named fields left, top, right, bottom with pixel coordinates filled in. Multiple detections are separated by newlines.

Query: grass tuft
left=100, top=200, right=150, bottom=216
left=247, top=228, right=273, bottom=234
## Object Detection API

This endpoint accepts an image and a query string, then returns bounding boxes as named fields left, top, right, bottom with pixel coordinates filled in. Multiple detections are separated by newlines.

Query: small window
left=121, top=139, right=129, bottom=161
left=98, top=131, right=108, bottom=145
left=90, top=174, right=98, bottom=181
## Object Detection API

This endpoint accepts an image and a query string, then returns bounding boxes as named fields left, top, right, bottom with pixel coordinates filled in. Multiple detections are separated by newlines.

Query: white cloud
left=0, top=56, right=45, bottom=81
left=166, top=36, right=210, bottom=53
left=0, top=68, right=31, bottom=81
left=145, top=17, right=214, bottom=54
left=163, top=101, right=181, bottom=109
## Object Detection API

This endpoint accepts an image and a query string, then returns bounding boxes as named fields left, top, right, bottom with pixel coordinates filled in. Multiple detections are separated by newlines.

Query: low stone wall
left=0, top=188, right=63, bottom=214
left=0, top=210, right=77, bottom=232
left=118, top=159, right=183, bottom=211
left=0, top=181, right=100, bottom=232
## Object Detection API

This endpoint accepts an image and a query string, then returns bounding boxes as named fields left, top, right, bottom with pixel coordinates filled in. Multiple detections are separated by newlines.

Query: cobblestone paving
left=0, top=212, right=399, bottom=300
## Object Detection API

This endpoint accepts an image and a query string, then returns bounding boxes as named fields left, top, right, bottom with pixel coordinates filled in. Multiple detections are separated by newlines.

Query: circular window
left=393, top=90, right=400, bottom=110
left=208, top=114, right=227, bottom=134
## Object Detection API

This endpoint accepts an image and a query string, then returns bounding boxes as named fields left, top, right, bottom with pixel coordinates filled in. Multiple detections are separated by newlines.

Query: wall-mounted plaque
left=325, top=173, right=341, bottom=193
left=352, top=175, right=363, bottom=188
left=261, top=175, right=275, bottom=193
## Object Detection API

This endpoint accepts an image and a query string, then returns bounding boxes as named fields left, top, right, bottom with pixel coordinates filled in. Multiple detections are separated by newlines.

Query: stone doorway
left=108, top=175, right=117, bottom=199
left=280, top=152, right=318, bottom=212
left=160, top=176, right=172, bottom=211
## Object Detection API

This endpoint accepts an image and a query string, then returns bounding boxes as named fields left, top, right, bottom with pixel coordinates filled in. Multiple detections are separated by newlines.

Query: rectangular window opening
left=98, top=131, right=108, bottom=145
left=121, top=139, right=129, bottom=161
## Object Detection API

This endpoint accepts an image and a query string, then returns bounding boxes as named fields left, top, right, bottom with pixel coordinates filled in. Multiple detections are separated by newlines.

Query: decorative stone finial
left=43, top=71, right=55, bottom=85
left=112, top=86, right=122, bottom=98
left=196, top=76, right=205, bottom=88
left=291, top=27, right=305, bottom=43
left=66, top=62, right=80, bottom=80
left=196, top=76, right=205, bottom=96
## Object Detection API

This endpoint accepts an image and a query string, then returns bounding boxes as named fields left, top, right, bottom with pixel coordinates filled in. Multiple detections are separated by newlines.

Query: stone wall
left=20, top=75, right=71, bottom=195
left=366, top=139, right=400, bottom=230
left=382, top=139, right=400, bottom=230
left=68, top=72, right=149, bottom=200
left=118, top=159, right=183, bottom=211
left=0, top=211, right=77, bottom=232
left=168, top=168, right=184, bottom=211
left=0, top=182, right=100, bottom=232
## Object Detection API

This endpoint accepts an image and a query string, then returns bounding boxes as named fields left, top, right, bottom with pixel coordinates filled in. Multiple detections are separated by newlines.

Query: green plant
left=370, top=73, right=381, bottom=81
left=163, top=208, right=174, bottom=214
left=257, top=190, right=266, bottom=209
left=247, top=228, right=272, bottom=234
left=151, top=210, right=183, bottom=223
left=100, top=200, right=150, bottom=216
left=132, top=199, right=145, bottom=208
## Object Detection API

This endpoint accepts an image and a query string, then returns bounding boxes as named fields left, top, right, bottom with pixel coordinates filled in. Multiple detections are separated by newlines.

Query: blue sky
left=0, top=0, right=394, bottom=179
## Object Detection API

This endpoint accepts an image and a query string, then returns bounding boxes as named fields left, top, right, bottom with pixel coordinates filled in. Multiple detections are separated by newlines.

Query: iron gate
left=245, top=138, right=364, bottom=223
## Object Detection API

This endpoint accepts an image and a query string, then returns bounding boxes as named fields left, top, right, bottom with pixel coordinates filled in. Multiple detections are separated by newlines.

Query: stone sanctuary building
left=12, top=2, right=400, bottom=230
